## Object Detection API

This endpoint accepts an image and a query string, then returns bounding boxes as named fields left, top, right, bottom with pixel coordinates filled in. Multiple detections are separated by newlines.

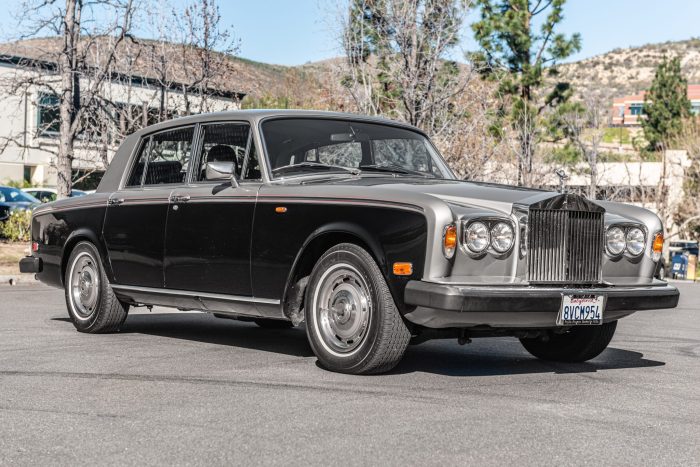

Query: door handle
left=108, top=197, right=124, bottom=206
left=170, top=194, right=190, bottom=203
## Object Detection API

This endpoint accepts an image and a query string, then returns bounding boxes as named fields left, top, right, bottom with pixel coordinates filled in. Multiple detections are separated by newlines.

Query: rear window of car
left=126, top=126, right=195, bottom=187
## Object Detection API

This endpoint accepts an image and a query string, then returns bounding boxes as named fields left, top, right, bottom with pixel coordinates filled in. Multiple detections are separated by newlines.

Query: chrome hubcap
left=70, top=252, right=100, bottom=319
left=314, top=263, right=371, bottom=354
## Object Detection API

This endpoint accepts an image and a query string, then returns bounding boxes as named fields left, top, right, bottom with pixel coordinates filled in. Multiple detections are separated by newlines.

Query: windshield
left=0, top=187, right=39, bottom=203
left=261, top=118, right=454, bottom=179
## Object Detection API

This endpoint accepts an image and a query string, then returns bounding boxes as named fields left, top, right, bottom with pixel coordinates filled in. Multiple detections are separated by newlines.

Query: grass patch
left=603, top=127, right=631, bottom=144
left=0, top=241, right=29, bottom=275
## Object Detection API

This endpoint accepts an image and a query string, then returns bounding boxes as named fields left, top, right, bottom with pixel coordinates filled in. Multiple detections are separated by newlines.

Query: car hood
left=288, top=176, right=654, bottom=223
left=296, top=176, right=556, bottom=214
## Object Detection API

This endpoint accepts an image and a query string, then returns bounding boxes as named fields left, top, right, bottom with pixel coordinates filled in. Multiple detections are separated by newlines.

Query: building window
left=630, top=103, right=644, bottom=116
left=37, top=93, right=60, bottom=136
left=691, top=103, right=700, bottom=115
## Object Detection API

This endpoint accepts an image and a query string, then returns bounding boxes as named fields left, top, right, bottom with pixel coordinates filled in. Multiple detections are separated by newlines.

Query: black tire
left=304, top=243, right=410, bottom=374
left=254, top=318, right=294, bottom=329
left=64, top=241, right=129, bottom=333
left=520, top=321, right=618, bottom=362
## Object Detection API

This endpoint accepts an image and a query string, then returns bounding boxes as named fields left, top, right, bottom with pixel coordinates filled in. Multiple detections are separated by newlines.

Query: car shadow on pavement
left=392, top=340, right=665, bottom=377
left=52, top=314, right=666, bottom=376
left=53, top=312, right=314, bottom=358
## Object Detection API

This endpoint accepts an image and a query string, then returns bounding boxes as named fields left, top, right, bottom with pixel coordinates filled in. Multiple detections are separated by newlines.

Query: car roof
left=129, top=109, right=425, bottom=138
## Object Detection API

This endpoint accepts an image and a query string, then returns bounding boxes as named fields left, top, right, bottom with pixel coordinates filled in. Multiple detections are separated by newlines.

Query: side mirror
left=205, top=161, right=238, bottom=186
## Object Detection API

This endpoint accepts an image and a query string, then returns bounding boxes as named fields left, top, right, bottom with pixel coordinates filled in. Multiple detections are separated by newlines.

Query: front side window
left=262, top=118, right=453, bottom=179
left=194, top=123, right=251, bottom=182
left=125, top=126, right=194, bottom=187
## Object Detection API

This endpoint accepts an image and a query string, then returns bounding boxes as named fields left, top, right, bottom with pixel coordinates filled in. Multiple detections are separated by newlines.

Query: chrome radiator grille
left=527, top=209, right=604, bottom=284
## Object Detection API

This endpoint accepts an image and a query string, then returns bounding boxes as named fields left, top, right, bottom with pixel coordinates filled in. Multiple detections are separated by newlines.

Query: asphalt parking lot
left=0, top=282, right=698, bottom=466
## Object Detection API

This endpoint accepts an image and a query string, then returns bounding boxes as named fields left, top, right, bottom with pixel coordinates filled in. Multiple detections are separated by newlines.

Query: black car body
left=20, top=110, right=679, bottom=374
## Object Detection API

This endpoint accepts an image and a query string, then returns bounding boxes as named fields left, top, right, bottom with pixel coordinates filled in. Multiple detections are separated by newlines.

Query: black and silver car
left=20, top=110, right=679, bottom=374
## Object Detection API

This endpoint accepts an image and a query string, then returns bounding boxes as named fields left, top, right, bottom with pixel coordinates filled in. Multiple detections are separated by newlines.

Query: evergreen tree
left=642, top=57, right=691, bottom=149
left=470, top=0, right=580, bottom=185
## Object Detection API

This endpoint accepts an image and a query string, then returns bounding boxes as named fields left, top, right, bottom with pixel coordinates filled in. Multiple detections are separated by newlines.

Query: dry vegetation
left=0, top=242, right=28, bottom=276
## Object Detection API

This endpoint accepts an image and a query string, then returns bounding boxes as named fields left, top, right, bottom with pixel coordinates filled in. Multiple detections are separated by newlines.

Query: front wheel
left=304, top=243, right=410, bottom=374
left=520, top=321, right=618, bottom=362
left=64, top=241, right=129, bottom=333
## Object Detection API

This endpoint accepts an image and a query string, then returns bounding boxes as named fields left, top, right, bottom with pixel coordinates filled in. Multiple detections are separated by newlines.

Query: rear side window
left=126, top=126, right=195, bottom=187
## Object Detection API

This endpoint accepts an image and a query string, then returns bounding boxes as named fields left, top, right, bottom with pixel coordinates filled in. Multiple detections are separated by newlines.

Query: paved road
left=0, top=282, right=698, bottom=466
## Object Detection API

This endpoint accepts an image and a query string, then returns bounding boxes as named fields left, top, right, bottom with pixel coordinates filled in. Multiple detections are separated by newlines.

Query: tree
left=471, top=0, right=581, bottom=186
left=4, top=0, right=136, bottom=199
left=642, top=57, right=691, bottom=150
left=341, top=0, right=472, bottom=137
left=549, top=92, right=607, bottom=198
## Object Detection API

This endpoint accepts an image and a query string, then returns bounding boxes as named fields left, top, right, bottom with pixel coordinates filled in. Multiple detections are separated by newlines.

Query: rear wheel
left=305, top=243, right=410, bottom=374
left=520, top=321, right=617, bottom=362
left=64, top=241, right=129, bottom=333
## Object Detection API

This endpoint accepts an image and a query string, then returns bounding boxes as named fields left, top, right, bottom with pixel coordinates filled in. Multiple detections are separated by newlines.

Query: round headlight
left=465, top=222, right=490, bottom=253
left=490, top=222, right=514, bottom=253
left=626, top=227, right=645, bottom=256
left=606, top=226, right=625, bottom=255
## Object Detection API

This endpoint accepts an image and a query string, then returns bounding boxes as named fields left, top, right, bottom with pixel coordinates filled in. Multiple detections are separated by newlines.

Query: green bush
left=0, top=210, right=32, bottom=242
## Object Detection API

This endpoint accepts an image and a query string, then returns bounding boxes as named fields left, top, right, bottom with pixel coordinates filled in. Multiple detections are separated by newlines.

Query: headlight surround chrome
left=625, top=227, right=646, bottom=256
left=490, top=222, right=514, bottom=253
left=606, top=226, right=626, bottom=256
left=464, top=221, right=490, bottom=254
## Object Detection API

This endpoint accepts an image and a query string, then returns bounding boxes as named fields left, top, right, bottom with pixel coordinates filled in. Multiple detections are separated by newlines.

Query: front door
left=103, top=125, right=196, bottom=287
left=163, top=122, right=260, bottom=296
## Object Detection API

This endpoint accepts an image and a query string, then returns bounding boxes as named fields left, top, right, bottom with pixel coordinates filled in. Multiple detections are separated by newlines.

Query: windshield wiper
left=359, top=164, right=432, bottom=177
left=272, top=161, right=360, bottom=176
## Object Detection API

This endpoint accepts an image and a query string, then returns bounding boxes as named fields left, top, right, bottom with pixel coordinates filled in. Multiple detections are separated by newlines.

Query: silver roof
left=130, top=109, right=423, bottom=137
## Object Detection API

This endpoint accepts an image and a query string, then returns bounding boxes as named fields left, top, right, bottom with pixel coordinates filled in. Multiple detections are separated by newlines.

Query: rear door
left=103, top=125, right=195, bottom=287
left=164, top=122, right=260, bottom=296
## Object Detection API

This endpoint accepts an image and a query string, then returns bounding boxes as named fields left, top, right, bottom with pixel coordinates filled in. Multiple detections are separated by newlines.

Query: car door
left=163, top=122, right=260, bottom=296
left=103, top=125, right=195, bottom=288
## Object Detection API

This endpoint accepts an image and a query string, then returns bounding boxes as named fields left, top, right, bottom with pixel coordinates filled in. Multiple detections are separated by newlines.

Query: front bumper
left=403, top=280, right=680, bottom=329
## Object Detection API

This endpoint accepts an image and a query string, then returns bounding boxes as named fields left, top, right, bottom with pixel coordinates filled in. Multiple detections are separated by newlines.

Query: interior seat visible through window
left=194, top=122, right=261, bottom=182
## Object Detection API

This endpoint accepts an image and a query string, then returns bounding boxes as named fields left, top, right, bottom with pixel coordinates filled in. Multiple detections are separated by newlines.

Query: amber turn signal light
left=275, top=206, right=287, bottom=213
left=393, top=262, right=413, bottom=276
left=443, top=224, right=457, bottom=259
left=652, top=232, right=664, bottom=261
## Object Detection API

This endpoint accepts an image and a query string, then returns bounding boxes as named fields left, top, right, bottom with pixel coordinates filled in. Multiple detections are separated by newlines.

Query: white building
left=0, top=37, right=245, bottom=188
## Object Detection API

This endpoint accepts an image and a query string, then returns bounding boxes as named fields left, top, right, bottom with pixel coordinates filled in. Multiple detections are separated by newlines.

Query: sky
left=2, top=0, right=700, bottom=66
left=216, top=0, right=700, bottom=66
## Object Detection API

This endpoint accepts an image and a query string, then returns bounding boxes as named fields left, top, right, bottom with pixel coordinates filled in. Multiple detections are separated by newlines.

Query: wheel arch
left=61, top=229, right=111, bottom=286
left=281, top=223, right=388, bottom=321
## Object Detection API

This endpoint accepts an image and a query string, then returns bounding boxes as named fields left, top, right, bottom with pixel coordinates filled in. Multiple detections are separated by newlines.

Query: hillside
left=555, top=38, right=700, bottom=99
left=240, top=38, right=700, bottom=107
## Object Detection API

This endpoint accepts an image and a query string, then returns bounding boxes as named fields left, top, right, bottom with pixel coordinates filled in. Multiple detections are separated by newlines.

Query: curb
left=0, top=274, right=40, bottom=286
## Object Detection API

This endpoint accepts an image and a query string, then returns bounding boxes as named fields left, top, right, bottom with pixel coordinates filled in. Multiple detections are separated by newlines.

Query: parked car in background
left=20, top=110, right=679, bottom=374
left=23, top=187, right=88, bottom=203
left=0, top=186, right=40, bottom=221
left=669, top=241, right=699, bottom=280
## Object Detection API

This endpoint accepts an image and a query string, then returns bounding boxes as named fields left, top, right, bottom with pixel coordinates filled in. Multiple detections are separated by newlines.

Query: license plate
left=557, top=294, right=605, bottom=326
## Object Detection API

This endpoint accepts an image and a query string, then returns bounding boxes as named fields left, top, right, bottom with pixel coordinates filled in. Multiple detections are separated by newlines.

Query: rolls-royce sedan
left=20, top=110, right=680, bottom=374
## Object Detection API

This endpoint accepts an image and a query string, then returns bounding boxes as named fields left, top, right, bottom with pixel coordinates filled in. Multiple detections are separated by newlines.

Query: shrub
left=0, top=210, right=32, bottom=242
